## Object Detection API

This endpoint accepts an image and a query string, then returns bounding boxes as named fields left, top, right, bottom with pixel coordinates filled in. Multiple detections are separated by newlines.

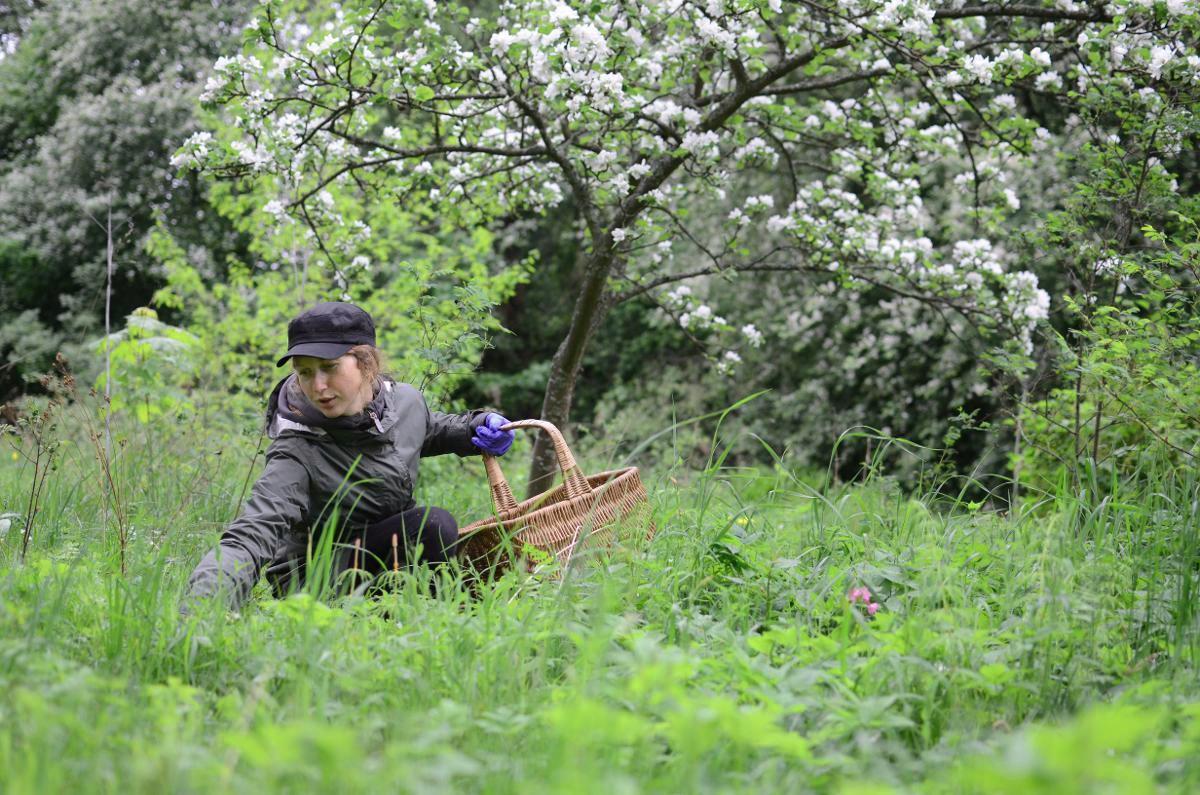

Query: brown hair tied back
left=348, top=345, right=386, bottom=394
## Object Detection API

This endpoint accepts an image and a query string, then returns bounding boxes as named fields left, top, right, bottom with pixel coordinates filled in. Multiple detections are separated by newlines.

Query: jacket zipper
left=368, top=409, right=384, bottom=433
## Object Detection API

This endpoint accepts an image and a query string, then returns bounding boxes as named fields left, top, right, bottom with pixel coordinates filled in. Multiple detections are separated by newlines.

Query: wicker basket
left=457, top=420, right=654, bottom=577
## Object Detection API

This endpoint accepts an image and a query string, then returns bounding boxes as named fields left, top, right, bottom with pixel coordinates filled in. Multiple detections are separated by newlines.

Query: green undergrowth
left=0, top=426, right=1198, bottom=793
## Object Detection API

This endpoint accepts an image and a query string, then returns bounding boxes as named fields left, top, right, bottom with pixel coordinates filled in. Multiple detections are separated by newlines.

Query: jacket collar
left=266, top=374, right=399, bottom=441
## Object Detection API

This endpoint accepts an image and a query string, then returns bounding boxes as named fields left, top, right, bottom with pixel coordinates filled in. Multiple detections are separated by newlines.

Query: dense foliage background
left=1, top=1, right=1198, bottom=792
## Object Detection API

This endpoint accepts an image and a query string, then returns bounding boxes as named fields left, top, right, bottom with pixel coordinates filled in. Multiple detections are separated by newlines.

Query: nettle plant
left=173, top=0, right=1199, bottom=490
left=95, top=307, right=200, bottom=423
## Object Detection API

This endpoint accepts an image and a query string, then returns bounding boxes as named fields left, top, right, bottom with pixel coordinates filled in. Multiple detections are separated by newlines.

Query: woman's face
left=293, top=354, right=370, bottom=417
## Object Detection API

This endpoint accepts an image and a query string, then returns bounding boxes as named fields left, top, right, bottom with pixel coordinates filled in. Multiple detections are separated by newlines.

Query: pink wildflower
left=848, top=586, right=882, bottom=617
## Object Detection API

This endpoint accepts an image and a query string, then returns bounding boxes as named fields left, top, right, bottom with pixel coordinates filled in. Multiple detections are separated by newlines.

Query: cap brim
left=276, top=342, right=356, bottom=367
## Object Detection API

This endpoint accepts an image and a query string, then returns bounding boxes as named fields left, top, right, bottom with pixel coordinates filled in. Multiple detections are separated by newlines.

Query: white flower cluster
left=231, top=140, right=271, bottom=172
left=1002, top=270, right=1051, bottom=352
left=940, top=41, right=1057, bottom=91
left=1035, top=72, right=1063, bottom=91
left=170, top=131, right=214, bottom=169
left=715, top=350, right=741, bottom=376
left=274, top=112, right=307, bottom=147
left=679, top=303, right=727, bottom=331
left=681, top=130, right=722, bottom=161
left=1122, top=0, right=1194, bottom=15
left=200, top=54, right=262, bottom=104
left=870, top=0, right=936, bottom=38
left=491, top=9, right=635, bottom=117
left=744, top=194, right=775, bottom=212
left=262, top=199, right=287, bottom=220
left=695, top=16, right=738, bottom=58
left=665, top=284, right=691, bottom=304
left=732, top=138, right=779, bottom=168
left=963, top=54, right=996, bottom=84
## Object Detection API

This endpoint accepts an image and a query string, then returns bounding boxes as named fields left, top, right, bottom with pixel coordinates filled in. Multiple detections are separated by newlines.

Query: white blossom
left=666, top=285, right=691, bottom=304
left=548, top=2, right=578, bottom=23
left=963, top=55, right=995, bottom=83
left=489, top=30, right=517, bottom=55
left=1035, top=72, right=1063, bottom=90
left=715, top=349, right=742, bottom=376
left=681, top=130, right=721, bottom=159
left=766, top=215, right=796, bottom=233
left=1148, top=46, right=1174, bottom=78
left=567, top=22, right=611, bottom=63
left=230, top=139, right=270, bottom=171
left=170, top=131, right=214, bottom=168
left=695, top=17, right=737, bottom=57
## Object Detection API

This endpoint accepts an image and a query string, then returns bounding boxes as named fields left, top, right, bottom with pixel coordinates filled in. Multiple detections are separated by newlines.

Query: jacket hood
left=265, top=374, right=401, bottom=441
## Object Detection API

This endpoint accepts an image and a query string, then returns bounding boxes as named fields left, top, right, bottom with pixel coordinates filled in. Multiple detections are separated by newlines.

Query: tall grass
left=0, top=415, right=1197, bottom=793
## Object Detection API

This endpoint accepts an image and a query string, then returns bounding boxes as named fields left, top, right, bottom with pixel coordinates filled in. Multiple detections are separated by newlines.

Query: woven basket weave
left=457, top=420, right=654, bottom=576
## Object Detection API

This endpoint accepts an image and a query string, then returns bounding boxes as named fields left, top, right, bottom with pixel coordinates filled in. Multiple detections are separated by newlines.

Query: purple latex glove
left=471, top=412, right=515, bottom=456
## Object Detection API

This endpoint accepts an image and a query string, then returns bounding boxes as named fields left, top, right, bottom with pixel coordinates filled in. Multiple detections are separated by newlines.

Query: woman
left=184, top=301, right=514, bottom=609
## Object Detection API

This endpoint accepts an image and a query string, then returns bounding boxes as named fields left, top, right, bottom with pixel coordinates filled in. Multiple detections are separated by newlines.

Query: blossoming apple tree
left=174, top=0, right=1199, bottom=491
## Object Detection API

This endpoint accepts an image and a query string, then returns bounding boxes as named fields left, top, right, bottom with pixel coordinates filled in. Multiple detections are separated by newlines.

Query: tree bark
left=526, top=246, right=615, bottom=497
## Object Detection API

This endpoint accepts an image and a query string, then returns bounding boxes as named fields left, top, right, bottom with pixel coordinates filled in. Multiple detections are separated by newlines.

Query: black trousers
left=267, top=505, right=460, bottom=596
left=351, top=504, right=460, bottom=575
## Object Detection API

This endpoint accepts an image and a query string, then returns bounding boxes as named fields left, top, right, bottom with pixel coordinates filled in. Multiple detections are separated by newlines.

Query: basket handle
left=481, top=420, right=593, bottom=513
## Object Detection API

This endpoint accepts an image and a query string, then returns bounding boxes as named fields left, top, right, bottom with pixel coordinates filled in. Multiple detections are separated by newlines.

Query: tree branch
left=509, top=94, right=603, bottom=241
left=612, top=257, right=805, bottom=304
left=760, top=67, right=891, bottom=98
left=933, top=4, right=1114, bottom=23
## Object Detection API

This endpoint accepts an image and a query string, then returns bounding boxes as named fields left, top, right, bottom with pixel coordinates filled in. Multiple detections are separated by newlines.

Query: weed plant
left=0, top=413, right=1197, bottom=793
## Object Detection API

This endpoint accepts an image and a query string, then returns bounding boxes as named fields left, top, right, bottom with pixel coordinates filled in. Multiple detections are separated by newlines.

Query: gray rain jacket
left=185, top=375, right=487, bottom=608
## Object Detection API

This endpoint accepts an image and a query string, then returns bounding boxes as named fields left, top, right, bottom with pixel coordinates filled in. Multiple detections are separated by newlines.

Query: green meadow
left=2, top=418, right=1197, bottom=794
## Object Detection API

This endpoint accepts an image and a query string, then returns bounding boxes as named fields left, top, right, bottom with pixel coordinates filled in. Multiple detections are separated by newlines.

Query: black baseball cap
left=276, top=302, right=376, bottom=367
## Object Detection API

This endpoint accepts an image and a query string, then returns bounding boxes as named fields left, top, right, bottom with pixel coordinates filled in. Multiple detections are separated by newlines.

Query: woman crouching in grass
left=183, top=301, right=514, bottom=611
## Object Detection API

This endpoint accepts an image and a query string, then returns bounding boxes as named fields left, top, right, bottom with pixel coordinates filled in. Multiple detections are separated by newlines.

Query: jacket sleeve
left=421, top=399, right=490, bottom=458
left=184, top=447, right=310, bottom=610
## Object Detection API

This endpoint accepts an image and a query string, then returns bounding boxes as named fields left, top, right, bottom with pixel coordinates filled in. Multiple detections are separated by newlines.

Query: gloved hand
left=471, top=412, right=515, bottom=456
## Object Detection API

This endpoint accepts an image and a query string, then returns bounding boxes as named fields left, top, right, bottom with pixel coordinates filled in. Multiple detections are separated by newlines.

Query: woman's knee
left=416, top=506, right=458, bottom=559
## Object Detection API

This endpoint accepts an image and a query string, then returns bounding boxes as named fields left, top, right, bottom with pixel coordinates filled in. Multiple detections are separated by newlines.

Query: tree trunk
left=525, top=248, right=615, bottom=497
left=519, top=46, right=783, bottom=496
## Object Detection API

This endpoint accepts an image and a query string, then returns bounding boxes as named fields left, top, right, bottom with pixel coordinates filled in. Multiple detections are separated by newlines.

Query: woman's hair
left=348, top=344, right=387, bottom=386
